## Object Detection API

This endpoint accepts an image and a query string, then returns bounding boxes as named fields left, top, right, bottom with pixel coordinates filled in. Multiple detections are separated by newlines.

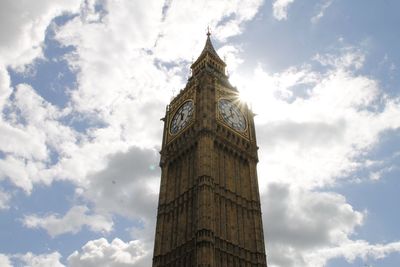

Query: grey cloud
left=262, top=183, right=363, bottom=267
left=85, top=146, right=160, bottom=223
left=257, top=120, right=346, bottom=148
left=72, top=142, right=161, bottom=267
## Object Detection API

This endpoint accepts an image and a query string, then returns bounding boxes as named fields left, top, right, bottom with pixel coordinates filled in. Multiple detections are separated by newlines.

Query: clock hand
left=226, top=107, right=233, bottom=118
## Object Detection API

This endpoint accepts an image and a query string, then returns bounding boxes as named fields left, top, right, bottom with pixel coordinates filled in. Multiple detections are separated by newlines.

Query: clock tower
left=152, top=32, right=268, bottom=267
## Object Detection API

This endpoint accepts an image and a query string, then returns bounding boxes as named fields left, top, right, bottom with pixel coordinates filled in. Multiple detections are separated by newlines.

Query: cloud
left=0, top=84, right=78, bottom=192
left=272, top=0, right=295, bottom=21
left=0, top=187, right=11, bottom=210
left=0, top=67, right=11, bottom=110
left=305, top=240, right=400, bottom=266
left=2, top=1, right=398, bottom=267
left=44, top=0, right=264, bottom=223
left=262, top=183, right=400, bottom=267
left=217, top=45, right=244, bottom=73
left=23, top=205, right=113, bottom=237
left=0, top=253, right=64, bottom=267
left=313, top=47, right=365, bottom=70
left=0, top=2, right=83, bottom=186
left=1, top=6, right=267, bottom=260
left=39, top=3, right=265, bottom=261
left=153, top=0, right=264, bottom=59
left=15, top=252, right=65, bottom=267
left=311, top=0, right=334, bottom=24
left=82, top=146, right=160, bottom=222
left=0, top=0, right=81, bottom=69
left=68, top=238, right=148, bottom=267
left=263, top=183, right=363, bottom=266
left=0, top=0, right=265, bottom=197
left=272, top=0, right=334, bottom=23
left=232, top=48, right=400, bottom=189
left=76, top=146, right=159, bottom=259
left=229, top=45, right=400, bottom=266
left=0, top=254, right=12, bottom=267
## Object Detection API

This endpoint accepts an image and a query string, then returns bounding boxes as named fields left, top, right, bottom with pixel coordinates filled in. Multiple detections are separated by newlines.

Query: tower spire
left=190, top=28, right=226, bottom=76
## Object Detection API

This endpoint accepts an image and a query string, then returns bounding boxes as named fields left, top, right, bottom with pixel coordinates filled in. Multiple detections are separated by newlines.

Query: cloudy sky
left=0, top=0, right=399, bottom=266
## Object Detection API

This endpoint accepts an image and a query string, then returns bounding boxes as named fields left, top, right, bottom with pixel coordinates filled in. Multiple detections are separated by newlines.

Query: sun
left=231, top=70, right=282, bottom=120
left=238, top=87, right=254, bottom=107
left=234, top=75, right=266, bottom=114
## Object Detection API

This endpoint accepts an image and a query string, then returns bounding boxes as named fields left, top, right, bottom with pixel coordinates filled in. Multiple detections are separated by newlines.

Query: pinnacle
left=192, top=31, right=226, bottom=69
left=201, top=32, right=223, bottom=61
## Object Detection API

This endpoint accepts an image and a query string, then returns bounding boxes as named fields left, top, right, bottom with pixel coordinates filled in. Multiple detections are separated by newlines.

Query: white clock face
left=170, top=100, right=194, bottom=135
left=218, top=99, right=246, bottom=132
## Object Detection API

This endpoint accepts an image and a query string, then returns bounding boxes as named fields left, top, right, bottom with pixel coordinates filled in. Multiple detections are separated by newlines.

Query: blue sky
left=0, top=0, right=399, bottom=266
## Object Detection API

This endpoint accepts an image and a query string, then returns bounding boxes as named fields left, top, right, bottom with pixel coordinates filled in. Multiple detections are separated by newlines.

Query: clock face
left=170, top=100, right=194, bottom=135
left=218, top=99, right=247, bottom=132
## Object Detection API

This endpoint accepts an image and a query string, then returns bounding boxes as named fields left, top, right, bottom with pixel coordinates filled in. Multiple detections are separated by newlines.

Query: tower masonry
left=152, top=32, right=268, bottom=267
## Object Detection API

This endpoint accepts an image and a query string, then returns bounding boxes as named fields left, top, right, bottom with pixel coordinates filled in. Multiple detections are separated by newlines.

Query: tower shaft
left=152, top=33, right=267, bottom=267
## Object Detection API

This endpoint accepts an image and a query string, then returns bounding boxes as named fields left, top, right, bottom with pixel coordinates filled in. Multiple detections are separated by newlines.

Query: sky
left=0, top=0, right=399, bottom=266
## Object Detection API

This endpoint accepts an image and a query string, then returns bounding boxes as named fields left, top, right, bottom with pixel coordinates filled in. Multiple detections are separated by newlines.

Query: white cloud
left=0, top=67, right=11, bottom=110
left=313, top=47, right=365, bottom=70
left=311, top=0, right=334, bottom=24
left=0, top=1, right=86, bottom=195
left=262, top=183, right=400, bottom=267
left=229, top=46, right=400, bottom=266
left=0, top=254, right=12, bottom=267
left=37, top=3, right=265, bottom=264
left=0, top=0, right=266, bottom=198
left=68, top=238, right=148, bottom=267
left=0, top=188, right=11, bottom=210
left=217, top=45, right=244, bottom=74
left=305, top=240, right=400, bottom=267
left=23, top=205, right=113, bottom=237
left=44, top=0, right=264, bottom=209
left=16, top=252, right=65, bottom=267
left=232, top=49, right=400, bottom=190
left=0, top=155, right=38, bottom=193
left=272, top=0, right=334, bottom=23
left=2, top=2, right=398, bottom=267
left=0, top=84, right=78, bottom=192
left=0, top=0, right=81, bottom=68
left=272, top=0, right=295, bottom=21
left=153, top=0, right=263, bottom=59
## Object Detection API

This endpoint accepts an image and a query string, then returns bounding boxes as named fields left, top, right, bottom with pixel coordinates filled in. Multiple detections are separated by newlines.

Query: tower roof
left=191, top=31, right=226, bottom=71
left=201, top=32, right=223, bottom=61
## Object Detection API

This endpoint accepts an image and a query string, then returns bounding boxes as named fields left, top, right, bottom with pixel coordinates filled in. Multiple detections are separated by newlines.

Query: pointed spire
left=200, top=29, right=223, bottom=62
left=191, top=29, right=226, bottom=75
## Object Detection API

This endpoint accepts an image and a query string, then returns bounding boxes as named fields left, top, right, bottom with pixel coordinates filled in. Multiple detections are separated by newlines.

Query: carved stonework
left=152, top=33, right=268, bottom=267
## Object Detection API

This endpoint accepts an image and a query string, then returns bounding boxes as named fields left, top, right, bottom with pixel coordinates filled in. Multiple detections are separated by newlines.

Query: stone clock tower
left=152, top=32, right=268, bottom=267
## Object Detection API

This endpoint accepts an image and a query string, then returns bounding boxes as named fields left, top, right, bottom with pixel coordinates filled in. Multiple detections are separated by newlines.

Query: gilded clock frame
left=166, top=87, right=196, bottom=143
left=168, top=99, right=195, bottom=136
left=215, top=85, right=250, bottom=139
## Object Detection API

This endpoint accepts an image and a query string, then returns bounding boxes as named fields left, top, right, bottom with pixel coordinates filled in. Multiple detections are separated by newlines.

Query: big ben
left=152, top=31, right=268, bottom=267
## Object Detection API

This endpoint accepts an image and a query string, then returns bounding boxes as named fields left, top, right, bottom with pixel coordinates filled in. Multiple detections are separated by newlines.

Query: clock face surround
left=169, top=100, right=194, bottom=135
left=218, top=98, right=247, bottom=132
